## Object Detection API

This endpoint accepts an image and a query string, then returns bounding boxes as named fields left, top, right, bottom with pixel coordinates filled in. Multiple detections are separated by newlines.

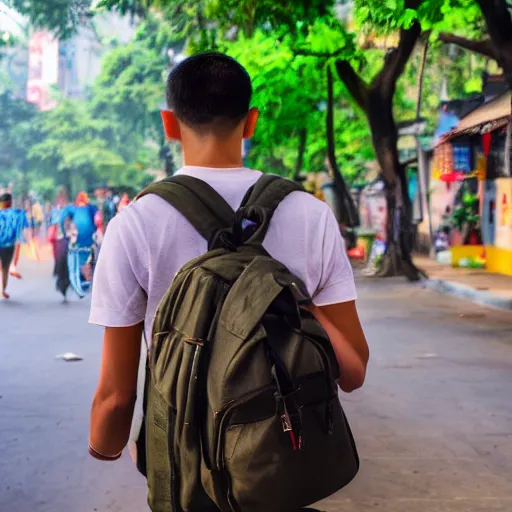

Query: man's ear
left=243, top=108, right=259, bottom=140
left=161, top=110, right=181, bottom=141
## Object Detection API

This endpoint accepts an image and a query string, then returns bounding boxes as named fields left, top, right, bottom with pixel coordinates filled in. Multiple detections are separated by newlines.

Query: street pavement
left=1, top=259, right=512, bottom=512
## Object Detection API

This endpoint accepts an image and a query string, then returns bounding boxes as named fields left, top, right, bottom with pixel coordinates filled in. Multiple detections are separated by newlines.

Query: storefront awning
left=441, top=91, right=511, bottom=142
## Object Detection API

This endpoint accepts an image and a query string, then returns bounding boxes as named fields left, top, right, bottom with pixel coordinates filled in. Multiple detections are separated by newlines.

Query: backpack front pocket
left=221, top=396, right=358, bottom=512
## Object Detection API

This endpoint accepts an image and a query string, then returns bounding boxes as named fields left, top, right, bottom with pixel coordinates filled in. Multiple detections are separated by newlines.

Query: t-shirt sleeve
left=89, top=211, right=148, bottom=328
left=312, top=205, right=357, bottom=306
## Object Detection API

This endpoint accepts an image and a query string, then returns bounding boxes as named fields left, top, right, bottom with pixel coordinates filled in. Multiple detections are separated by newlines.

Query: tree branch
left=476, top=0, right=512, bottom=87
left=476, top=0, right=512, bottom=46
left=437, top=32, right=497, bottom=59
left=334, top=59, right=369, bottom=113
left=293, top=48, right=347, bottom=59
left=372, top=21, right=421, bottom=99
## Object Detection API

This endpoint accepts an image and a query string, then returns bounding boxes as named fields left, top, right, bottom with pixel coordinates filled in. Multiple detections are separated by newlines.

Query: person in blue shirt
left=0, top=193, right=29, bottom=299
left=57, top=192, right=98, bottom=301
left=60, top=191, right=98, bottom=248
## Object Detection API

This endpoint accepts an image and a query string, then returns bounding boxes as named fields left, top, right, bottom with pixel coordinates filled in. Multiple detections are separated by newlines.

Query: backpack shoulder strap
left=238, top=174, right=304, bottom=245
left=241, top=174, right=302, bottom=214
left=136, top=175, right=234, bottom=244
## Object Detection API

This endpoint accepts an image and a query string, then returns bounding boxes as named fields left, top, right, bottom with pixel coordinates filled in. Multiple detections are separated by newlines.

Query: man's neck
left=181, top=136, right=244, bottom=168
left=183, top=153, right=244, bottom=169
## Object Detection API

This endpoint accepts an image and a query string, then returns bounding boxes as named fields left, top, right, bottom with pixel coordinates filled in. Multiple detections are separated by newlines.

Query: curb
left=423, top=279, right=512, bottom=311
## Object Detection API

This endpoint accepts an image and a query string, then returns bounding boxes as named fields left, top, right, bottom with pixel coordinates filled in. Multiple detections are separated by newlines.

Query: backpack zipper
left=213, top=385, right=275, bottom=471
left=213, top=336, right=336, bottom=470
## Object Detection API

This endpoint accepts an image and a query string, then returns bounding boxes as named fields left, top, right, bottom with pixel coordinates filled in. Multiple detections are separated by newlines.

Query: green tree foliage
left=0, top=92, right=37, bottom=194
left=28, top=101, right=124, bottom=192
left=90, top=17, right=175, bottom=149
left=225, top=29, right=373, bottom=179
left=0, top=62, right=155, bottom=198
left=93, top=2, right=374, bottom=182
left=6, top=0, right=92, bottom=39
left=11, top=0, right=510, bottom=264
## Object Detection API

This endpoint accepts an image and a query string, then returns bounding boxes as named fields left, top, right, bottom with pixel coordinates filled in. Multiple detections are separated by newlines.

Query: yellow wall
left=451, top=245, right=485, bottom=266
left=451, top=245, right=512, bottom=276
left=495, top=178, right=512, bottom=251
left=486, top=246, right=512, bottom=277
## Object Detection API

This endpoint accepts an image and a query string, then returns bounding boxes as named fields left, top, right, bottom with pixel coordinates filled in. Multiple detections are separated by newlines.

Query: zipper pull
left=281, top=403, right=299, bottom=451
left=272, top=365, right=298, bottom=451
left=281, top=408, right=292, bottom=432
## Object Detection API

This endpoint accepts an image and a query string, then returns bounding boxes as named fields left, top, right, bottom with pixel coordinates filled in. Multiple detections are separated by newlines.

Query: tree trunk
left=293, top=128, right=307, bottom=181
left=367, top=88, right=423, bottom=281
left=333, top=18, right=423, bottom=280
left=326, top=66, right=359, bottom=227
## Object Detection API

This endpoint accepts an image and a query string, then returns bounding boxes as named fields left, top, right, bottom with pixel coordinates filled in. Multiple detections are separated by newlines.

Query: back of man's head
left=166, top=52, right=252, bottom=135
left=0, top=193, right=12, bottom=209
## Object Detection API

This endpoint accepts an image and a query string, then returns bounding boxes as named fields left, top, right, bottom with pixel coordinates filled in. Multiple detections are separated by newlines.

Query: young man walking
left=0, top=193, right=29, bottom=299
left=89, top=53, right=369, bottom=510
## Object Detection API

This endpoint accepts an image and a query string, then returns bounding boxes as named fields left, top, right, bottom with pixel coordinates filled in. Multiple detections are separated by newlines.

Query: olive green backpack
left=135, top=174, right=359, bottom=512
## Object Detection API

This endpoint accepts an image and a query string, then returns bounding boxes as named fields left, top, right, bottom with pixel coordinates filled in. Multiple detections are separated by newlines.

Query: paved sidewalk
left=415, top=256, right=512, bottom=310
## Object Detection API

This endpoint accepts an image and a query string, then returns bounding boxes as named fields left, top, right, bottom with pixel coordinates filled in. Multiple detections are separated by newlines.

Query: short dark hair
left=166, top=52, right=252, bottom=133
left=0, top=193, right=12, bottom=203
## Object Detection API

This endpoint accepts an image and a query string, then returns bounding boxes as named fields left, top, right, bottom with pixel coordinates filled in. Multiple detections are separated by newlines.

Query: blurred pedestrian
left=59, top=192, right=98, bottom=300
left=117, top=193, right=130, bottom=213
left=61, top=192, right=98, bottom=248
left=0, top=193, right=30, bottom=299
left=44, top=201, right=52, bottom=229
left=48, top=193, right=67, bottom=261
left=102, top=189, right=116, bottom=229
left=32, top=199, right=44, bottom=239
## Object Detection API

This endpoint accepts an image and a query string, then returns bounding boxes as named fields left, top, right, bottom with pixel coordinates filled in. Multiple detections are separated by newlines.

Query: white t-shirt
left=89, top=166, right=356, bottom=341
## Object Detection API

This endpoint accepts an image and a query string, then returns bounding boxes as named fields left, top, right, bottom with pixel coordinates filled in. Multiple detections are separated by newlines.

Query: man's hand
left=310, top=301, right=369, bottom=393
left=89, top=323, right=143, bottom=460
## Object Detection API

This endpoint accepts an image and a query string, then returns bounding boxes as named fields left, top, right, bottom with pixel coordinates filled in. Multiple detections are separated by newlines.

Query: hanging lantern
left=433, top=142, right=465, bottom=187
left=482, top=132, right=492, bottom=157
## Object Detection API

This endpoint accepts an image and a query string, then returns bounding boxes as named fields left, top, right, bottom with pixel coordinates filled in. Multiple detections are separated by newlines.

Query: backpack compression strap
left=237, top=175, right=303, bottom=245
left=136, top=175, right=234, bottom=245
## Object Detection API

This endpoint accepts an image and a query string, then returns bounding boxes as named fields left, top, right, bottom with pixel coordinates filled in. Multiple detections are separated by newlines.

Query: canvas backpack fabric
left=135, top=174, right=359, bottom=512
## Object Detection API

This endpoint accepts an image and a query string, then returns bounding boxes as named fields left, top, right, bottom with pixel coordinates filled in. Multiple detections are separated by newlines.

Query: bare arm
left=89, top=323, right=143, bottom=460
left=310, top=301, right=369, bottom=393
